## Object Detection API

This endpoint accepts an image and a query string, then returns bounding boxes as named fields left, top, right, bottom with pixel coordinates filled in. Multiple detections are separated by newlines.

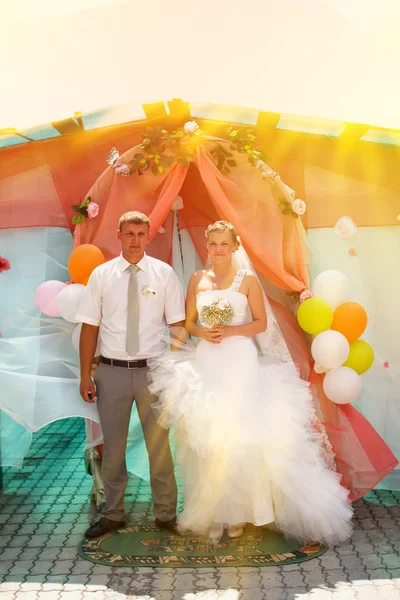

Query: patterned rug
left=79, top=521, right=327, bottom=567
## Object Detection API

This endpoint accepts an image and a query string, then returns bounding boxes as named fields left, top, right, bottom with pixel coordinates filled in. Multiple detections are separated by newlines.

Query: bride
left=149, top=220, right=353, bottom=544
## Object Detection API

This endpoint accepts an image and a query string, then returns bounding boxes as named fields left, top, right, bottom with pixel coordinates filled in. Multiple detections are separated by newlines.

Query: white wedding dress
left=149, top=270, right=353, bottom=544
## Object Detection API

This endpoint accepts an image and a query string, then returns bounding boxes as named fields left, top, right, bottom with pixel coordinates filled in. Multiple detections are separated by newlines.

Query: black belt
left=100, top=357, right=148, bottom=369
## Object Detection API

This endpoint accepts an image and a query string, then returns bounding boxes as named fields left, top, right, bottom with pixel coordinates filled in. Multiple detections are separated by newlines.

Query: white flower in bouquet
left=200, top=297, right=235, bottom=327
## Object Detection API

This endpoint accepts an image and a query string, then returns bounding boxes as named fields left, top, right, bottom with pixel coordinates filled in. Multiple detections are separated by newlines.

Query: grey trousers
left=94, top=362, right=177, bottom=522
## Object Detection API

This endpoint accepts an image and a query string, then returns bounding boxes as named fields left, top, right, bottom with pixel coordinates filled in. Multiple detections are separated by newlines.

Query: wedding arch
left=72, top=121, right=395, bottom=500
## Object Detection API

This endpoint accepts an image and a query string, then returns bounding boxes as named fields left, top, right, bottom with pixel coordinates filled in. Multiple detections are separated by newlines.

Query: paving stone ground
left=1, top=418, right=399, bottom=600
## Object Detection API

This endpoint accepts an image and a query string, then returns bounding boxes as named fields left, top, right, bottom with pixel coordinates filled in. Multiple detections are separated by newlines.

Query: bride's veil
left=232, top=245, right=294, bottom=366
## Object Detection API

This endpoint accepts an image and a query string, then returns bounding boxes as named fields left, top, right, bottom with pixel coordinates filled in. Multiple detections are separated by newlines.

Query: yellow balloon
left=297, top=298, right=334, bottom=335
left=343, top=340, right=374, bottom=375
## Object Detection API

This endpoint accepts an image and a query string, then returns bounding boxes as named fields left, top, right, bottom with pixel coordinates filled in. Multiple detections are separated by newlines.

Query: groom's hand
left=80, top=376, right=97, bottom=403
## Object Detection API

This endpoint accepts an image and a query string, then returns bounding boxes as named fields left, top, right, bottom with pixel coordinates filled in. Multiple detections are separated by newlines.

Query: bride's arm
left=220, top=274, right=267, bottom=339
left=185, top=273, right=220, bottom=343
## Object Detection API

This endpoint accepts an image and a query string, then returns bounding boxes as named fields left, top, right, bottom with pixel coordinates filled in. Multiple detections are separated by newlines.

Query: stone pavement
left=0, top=418, right=399, bottom=600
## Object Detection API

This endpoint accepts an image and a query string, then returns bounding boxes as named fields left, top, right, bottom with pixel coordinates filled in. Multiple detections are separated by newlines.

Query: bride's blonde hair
left=205, top=221, right=241, bottom=247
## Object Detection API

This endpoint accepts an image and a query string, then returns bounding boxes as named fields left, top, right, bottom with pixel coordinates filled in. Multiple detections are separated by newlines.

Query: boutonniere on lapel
left=142, top=285, right=156, bottom=296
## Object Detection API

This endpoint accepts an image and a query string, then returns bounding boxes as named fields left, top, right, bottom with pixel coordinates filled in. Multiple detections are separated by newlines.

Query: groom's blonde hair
left=205, top=221, right=241, bottom=247
left=119, top=211, right=150, bottom=231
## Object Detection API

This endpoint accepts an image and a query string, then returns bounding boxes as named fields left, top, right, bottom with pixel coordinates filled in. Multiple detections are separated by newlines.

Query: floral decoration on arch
left=71, top=121, right=306, bottom=221
left=120, top=124, right=202, bottom=176
left=278, top=197, right=306, bottom=218
left=72, top=197, right=100, bottom=225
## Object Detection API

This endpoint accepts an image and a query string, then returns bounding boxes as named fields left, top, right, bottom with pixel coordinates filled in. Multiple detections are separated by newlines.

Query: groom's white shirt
left=76, top=253, right=185, bottom=360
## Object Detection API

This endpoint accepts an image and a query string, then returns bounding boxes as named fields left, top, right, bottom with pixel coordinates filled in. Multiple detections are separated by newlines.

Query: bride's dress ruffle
left=149, top=335, right=353, bottom=544
left=149, top=275, right=353, bottom=544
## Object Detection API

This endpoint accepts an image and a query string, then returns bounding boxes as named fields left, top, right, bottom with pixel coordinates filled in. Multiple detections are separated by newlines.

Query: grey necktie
left=126, top=264, right=140, bottom=356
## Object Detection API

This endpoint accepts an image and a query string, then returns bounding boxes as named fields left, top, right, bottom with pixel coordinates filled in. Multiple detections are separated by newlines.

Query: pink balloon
left=35, top=280, right=67, bottom=317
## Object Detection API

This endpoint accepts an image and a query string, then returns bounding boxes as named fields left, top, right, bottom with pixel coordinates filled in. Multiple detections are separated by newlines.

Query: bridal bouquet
left=200, top=297, right=235, bottom=327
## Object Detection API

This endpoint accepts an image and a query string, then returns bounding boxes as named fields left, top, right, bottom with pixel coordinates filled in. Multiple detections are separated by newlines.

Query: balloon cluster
left=34, top=244, right=105, bottom=354
left=297, top=270, right=373, bottom=405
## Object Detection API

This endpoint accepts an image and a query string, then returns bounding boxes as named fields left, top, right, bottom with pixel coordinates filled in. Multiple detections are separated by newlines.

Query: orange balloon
left=331, top=302, right=368, bottom=343
left=68, top=244, right=105, bottom=284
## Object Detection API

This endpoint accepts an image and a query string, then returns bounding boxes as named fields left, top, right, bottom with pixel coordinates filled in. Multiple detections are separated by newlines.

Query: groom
left=76, top=211, right=186, bottom=538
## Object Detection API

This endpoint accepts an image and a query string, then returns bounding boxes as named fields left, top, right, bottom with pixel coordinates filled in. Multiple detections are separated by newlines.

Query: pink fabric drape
left=75, top=144, right=188, bottom=262
left=0, top=123, right=148, bottom=230
left=76, top=140, right=310, bottom=292
left=1, top=118, right=398, bottom=232
left=0, top=164, right=69, bottom=229
left=309, top=372, right=398, bottom=500
left=194, top=144, right=309, bottom=291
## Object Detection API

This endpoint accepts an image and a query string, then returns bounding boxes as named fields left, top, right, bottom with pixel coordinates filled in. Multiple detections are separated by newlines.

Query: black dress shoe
left=155, top=517, right=182, bottom=536
left=85, top=517, right=126, bottom=539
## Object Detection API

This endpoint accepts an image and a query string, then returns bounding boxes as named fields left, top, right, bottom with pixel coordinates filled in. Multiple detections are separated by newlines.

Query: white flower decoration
left=260, top=168, right=280, bottom=181
left=183, top=121, right=199, bottom=134
left=106, top=148, right=131, bottom=176
left=171, top=195, right=184, bottom=211
left=255, top=159, right=280, bottom=181
left=254, top=159, right=265, bottom=170
left=142, top=285, right=156, bottom=296
left=106, top=147, right=120, bottom=167
left=292, top=199, right=307, bottom=215
left=300, top=289, right=313, bottom=303
left=397, top=214, right=400, bottom=223
left=334, top=216, right=357, bottom=239
left=115, top=163, right=130, bottom=176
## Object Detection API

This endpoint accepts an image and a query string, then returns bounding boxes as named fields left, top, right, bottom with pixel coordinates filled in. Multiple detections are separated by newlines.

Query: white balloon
left=311, top=270, right=349, bottom=310
left=311, top=330, right=350, bottom=369
left=56, top=284, right=85, bottom=323
left=323, top=366, right=362, bottom=404
left=72, top=323, right=101, bottom=356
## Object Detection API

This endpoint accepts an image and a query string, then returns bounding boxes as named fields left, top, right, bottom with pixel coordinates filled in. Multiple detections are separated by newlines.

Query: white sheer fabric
left=0, top=227, right=101, bottom=467
left=0, top=412, right=32, bottom=468
left=232, top=246, right=293, bottom=364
